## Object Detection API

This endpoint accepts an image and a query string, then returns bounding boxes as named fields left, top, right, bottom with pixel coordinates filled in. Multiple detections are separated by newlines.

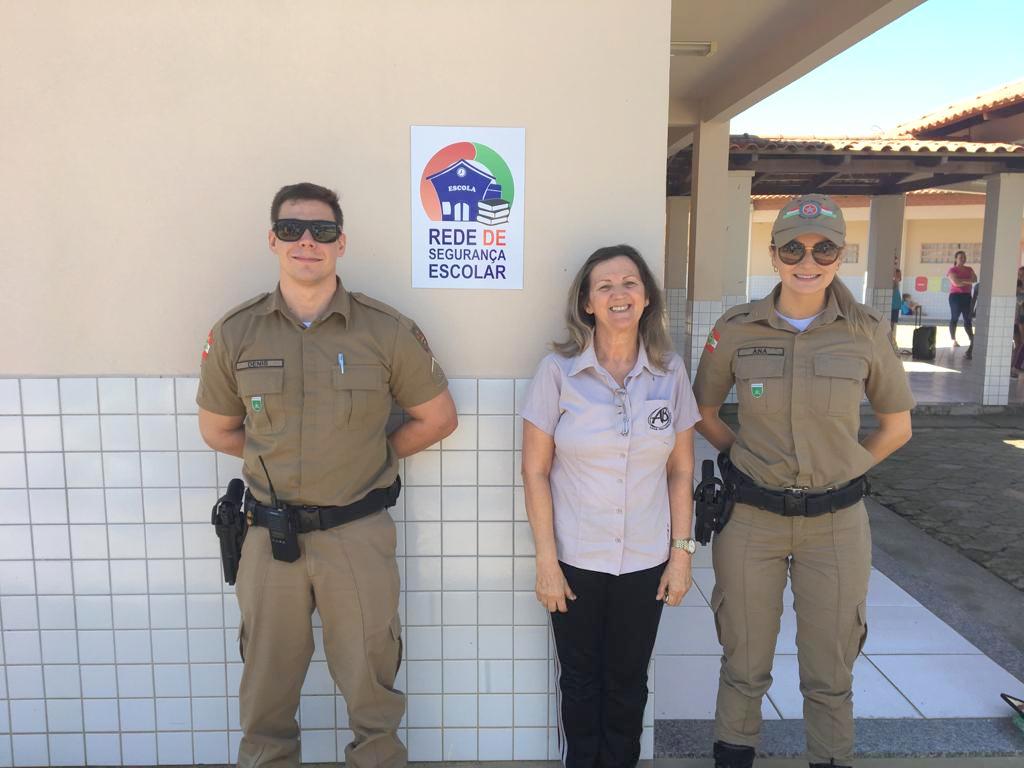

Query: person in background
left=901, top=293, right=921, bottom=316
left=521, top=244, right=701, bottom=768
left=947, top=250, right=978, bottom=358
left=693, top=194, right=914, bottom=768
left=890, top=268, right=903, bottom=332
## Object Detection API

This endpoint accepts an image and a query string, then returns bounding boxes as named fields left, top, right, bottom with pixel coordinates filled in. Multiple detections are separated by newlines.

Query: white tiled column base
left=688, top=300, right=741, bottom=403
left=976, top=295, right=1016, bottom=405
left=0, top=376, right=660, bottom=766
left=747, top=275, right=779, bottom=300
left=687, top=301, right=723, bottom=385
left=667, top=288, right=688, bottom=359
left=868, top=288, right=894, bottom=318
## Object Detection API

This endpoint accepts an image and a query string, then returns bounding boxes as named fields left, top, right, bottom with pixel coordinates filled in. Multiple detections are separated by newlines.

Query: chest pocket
left=734, top=355, right=785, bottom=415
left=237, top=369, right=286, bottom=435
left=334, top=365, right=387, bottom=430
left=641, top=399, right=676, bottom=449
left=812, top=355, right=867, bottom=416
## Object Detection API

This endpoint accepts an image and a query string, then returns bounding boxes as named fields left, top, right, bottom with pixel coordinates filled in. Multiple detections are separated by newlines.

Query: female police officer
left=693, top=195, right=914, bottom=768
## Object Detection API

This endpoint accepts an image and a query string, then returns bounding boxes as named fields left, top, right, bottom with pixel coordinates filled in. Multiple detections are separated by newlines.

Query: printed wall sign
left=411, top=126, right=525, bottom=289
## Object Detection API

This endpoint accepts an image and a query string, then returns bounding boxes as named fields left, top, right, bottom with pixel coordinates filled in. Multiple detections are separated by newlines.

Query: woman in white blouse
left=521, top=244, right=701, bottom=768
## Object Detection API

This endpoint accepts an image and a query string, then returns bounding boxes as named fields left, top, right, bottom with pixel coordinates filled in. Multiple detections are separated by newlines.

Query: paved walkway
left=865, top=410, right=1024, bottom=592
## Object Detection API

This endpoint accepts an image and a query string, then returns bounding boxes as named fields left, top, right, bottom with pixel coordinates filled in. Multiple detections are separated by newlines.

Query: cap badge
left=751, top=382, right=764, bottom=399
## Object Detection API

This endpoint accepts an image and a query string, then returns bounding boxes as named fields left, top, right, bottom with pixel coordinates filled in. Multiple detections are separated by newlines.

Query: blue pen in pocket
left=338, top=353, right=345, bottom=374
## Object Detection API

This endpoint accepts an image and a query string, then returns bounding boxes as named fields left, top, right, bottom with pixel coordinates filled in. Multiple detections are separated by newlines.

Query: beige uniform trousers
left=235, top=510, right=405, bottom=768
left=711, top=501, right=870, bottom=765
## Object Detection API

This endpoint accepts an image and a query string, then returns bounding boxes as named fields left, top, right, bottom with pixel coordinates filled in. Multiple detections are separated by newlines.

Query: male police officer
left=197, top=182, right=457, bottom=768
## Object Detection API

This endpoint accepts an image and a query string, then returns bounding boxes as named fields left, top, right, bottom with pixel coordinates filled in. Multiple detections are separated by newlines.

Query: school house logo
left=411, top=126, right=525, bottom=289
left=420, top=143, right=514, bottom=225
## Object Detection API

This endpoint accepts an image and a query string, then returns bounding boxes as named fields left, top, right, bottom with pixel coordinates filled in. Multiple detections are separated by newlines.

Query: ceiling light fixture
left=670, top=41, right=716, bottom=57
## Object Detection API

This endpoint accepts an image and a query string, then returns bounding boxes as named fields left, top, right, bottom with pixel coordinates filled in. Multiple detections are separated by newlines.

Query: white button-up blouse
left=521, top=344, right=700, bottom=576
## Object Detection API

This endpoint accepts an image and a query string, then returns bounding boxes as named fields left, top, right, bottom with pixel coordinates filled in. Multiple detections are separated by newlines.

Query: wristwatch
left=671, top=537, right=697, bottom=554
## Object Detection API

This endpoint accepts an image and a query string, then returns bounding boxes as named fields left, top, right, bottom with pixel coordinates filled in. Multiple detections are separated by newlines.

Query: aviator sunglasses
left=774, top=239, right=842, bottom=266
left=272, top=219, right=342, bottom=243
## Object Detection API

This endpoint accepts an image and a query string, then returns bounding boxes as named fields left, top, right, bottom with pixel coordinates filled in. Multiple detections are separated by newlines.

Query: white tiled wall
left=0, top=377, right=657, bottom=766
left=979, top=295, right=1017, bottom=406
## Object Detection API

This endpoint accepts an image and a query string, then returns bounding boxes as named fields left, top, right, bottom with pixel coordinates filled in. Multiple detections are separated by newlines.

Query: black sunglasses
left=775, top=239, right=842, bottom=266
left=272, top=219, right=341, bottom=243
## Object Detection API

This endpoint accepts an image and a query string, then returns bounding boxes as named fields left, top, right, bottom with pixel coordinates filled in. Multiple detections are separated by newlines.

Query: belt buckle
left=782, top=486, right=808, bottom=517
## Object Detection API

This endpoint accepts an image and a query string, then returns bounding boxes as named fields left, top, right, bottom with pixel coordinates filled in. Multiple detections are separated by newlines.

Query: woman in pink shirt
left=947, top=250, right=978, bottom=358
left=521, top=245, right=701, bottom=768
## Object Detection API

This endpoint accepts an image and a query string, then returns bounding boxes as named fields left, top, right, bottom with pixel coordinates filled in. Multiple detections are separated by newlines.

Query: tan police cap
left=772, top=194, right=846, bottom=247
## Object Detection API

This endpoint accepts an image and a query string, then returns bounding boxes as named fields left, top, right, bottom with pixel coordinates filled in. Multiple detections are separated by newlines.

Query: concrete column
left=664, top=196, right=690, bottom=356
left=685, top=119, right=730, bottom=375
left=972, top=173, right=1024, bottom=405
left=864, top=194, right=906, bottom=314
left=723, top=170, right=754, bottom=308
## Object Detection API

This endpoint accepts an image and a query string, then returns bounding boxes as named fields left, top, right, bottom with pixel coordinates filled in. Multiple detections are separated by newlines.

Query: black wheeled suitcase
left=911, top=305, right=935, bottom=361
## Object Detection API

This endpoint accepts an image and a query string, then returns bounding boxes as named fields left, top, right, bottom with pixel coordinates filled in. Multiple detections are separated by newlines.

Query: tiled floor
left=651, top=436, right=1024, bottom=724
left=893, top=324, right=1024, bottom=404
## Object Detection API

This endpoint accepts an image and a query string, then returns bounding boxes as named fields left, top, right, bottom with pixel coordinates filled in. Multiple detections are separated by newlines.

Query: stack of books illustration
left=477, top=198, right=510, bottom=226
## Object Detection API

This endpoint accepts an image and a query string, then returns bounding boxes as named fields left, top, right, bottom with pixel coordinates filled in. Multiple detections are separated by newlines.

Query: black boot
left=713, top=740, right=755, bottom=768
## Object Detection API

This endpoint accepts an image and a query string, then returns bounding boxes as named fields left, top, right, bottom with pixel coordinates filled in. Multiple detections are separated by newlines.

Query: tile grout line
left=22, top=379, right=53, bottom=766
left=2, top=377, right=22, bottom=766
left=861, top=654, right=926, bottom=719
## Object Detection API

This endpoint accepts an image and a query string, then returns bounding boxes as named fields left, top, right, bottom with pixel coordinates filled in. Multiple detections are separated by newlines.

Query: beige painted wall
left=903, top=219, right=986, bottom=280
left=0, top=1, right=671, bottom=377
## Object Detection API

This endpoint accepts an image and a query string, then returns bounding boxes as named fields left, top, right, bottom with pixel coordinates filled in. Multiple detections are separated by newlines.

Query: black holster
left=211, top=479, right=247, bottom=585
left=693, top=455, right=735, bottom=545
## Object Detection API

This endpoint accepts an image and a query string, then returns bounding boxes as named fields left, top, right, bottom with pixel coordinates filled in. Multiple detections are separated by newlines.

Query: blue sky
left=731, top=0, right=1024, bottom=137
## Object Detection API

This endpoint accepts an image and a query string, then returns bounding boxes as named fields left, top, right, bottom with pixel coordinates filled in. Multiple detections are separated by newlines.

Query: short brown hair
left=270, top=183, right=343, bottom=227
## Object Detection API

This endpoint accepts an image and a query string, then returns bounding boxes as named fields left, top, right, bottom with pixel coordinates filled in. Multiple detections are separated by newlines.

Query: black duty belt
left=722, top=458, right=866, bottom=518
left=243, top=477, right=401, bottom=533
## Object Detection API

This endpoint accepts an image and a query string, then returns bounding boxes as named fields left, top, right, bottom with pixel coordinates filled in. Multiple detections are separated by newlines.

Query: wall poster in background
left=411, top=126, right=525, bottom=289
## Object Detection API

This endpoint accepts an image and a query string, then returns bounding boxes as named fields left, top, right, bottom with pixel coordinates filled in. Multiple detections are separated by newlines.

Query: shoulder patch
left=409, top=322, right=432, bottom=353
left=201, top=329, right=214, bottom=364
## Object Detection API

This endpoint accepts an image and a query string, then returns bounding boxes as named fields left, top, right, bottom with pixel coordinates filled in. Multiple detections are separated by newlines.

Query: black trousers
left=550, top=560, right=666, bottom=768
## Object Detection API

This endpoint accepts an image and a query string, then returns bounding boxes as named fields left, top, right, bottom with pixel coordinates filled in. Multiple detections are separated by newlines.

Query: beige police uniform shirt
left=521, top=344, right=700, bottom=576
left=693, top=285, right=915, bottom=491
left=197, top=280, right=448, bottom=507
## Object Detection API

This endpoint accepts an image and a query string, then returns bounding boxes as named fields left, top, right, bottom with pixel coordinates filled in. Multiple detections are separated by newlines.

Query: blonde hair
left=553, top=244, right=673, bottom=370
left=827, top=275, right=877, bottom=338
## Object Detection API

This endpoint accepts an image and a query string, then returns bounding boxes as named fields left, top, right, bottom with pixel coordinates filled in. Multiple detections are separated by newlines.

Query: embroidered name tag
left=736, top=347, right=785, bottom=357
left=236, top=359, right=285, bottom=370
